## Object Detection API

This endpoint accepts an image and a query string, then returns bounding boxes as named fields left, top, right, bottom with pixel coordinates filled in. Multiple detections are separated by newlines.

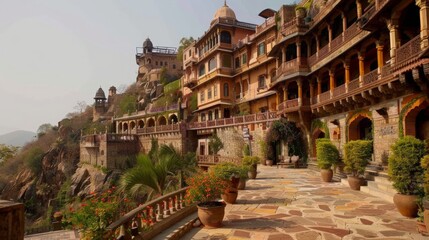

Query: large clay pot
left=348, top=176, right=365, bottom=190
left=248, top=165, right=257, bottom=179
left=221, top=188, right=238, bottom=204
left=197, top=201, right=226, bottom=228
left=393, top=193, right=418, bottom=218
left=266, top=159, right=274, bottom=166
left=230, top=176, right=240, bottom=189
left=320, top=169, right=333, bottom=182
left=237, top=178, right=246, bottom=190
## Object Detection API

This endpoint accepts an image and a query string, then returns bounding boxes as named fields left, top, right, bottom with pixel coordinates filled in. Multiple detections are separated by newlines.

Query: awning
left=193, top=101, right=232, bottom=113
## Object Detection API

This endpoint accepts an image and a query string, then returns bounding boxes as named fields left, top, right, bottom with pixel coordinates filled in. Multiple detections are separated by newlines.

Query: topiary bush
left=316, top=139, right=339, bottom=169
left=211, top=162, right=242, bottom=181
left=242, top=156, right=260, bottom=166
left=388, top=136, right=426, bottom=195
left=343, top=140, right=373, bottom=177
left=421, top=155, right=429, bottom=198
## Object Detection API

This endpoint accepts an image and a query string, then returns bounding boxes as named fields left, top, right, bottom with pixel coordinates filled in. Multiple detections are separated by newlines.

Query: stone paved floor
left=183, top=165, right=426, bottom=240
left=24, top=230, right=80, bottom=240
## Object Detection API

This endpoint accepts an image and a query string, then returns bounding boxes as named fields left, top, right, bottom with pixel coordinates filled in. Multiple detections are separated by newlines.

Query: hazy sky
left=0, top=0, right=290, bottom=135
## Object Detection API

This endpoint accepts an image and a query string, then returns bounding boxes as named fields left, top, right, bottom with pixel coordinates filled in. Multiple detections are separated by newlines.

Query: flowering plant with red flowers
left=185, top=171, right=229, bottom=204
left=62, top=187, right=135, bottom=240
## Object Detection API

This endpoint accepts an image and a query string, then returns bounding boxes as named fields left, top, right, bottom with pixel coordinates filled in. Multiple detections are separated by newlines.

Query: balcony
left=136, top=123, right=181, bottom=135
left=279, top=17, right=307, bottom=40
left=277, top=97, right=311, bottom=115
left=358, top=0, right=394, bottom=31
left=308, top=22, right=363, bottom=67
left=183, top=74, right=197, bottom=88
left=394, top=35, right=422, bottom=70
left=197, top=67, right=233, bottom=86
left=188, top=112, right=278, bottom=130
left=272, top=58, right=309, bottom=84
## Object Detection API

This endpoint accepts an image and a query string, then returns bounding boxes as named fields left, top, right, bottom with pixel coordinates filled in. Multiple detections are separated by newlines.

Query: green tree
left=0, top=144, right=18, bottom=165
left=209, top=134, right=224, bottom=155
left=118, top=94, right=137, bottom=115
left=177, top=37, right=195, bottom=62
left=37, top=123, right=54, bottom=138
left=158, top=144, right=196, bottom=188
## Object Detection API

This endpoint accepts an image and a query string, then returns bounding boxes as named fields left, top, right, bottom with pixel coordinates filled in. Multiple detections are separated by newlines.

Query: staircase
left=360, top=172, right=395, bottom=203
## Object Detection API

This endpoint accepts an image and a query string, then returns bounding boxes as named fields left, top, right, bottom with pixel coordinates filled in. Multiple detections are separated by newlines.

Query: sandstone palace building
left=82, top=0, right=429, bottom=175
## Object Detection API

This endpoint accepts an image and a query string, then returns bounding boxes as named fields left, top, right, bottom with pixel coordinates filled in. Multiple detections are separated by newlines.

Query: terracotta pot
left=424, top=209, right=429, bottom=232
left=393, top=193, right=418, bottom=218
left=237, top=178, right=246, bottom=190
left=248, top=165, right=257, bottom=179
left=230, top=176, right=240, bottom=189
left=197, top=201, right=226, bottom=228
left=266, top=160, right=274, bottom=166
left=348, top=176, right=365, bottom=190
left=320, top=169, right=333, bottom=182
left=221, top=188, right=238, bottom=204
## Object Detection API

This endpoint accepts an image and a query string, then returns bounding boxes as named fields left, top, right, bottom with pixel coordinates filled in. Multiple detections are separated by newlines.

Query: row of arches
left=117, top=114, right=179, bottom=133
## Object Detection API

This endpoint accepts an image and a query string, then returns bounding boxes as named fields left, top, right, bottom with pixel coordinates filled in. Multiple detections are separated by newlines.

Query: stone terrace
left=183, top=165, right=425, bottom=240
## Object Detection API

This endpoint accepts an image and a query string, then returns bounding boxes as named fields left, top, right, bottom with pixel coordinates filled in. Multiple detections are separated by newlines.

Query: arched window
left=199, top=64, right=206, bottom=76
left=223, top=83, right=229, bottom=97
left=220, top=31, right=231, bottom=44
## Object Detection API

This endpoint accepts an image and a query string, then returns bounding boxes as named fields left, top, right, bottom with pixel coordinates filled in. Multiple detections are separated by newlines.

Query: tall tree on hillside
left=0, top=144, right=18, bottom=165
left=177, top=37, right=195, bottom=62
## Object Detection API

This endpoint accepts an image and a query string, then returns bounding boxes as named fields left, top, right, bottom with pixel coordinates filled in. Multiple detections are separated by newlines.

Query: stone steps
left=361, top=174, right=395, bottom=203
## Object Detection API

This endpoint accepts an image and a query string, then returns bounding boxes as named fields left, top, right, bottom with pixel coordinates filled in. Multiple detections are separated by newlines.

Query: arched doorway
left=403, top=98, right=429, bottom=140
left=169, top=114, right=178, bottom=124
left=312, top=129, right=326, bottom=157
left=349, top=115, right=373, bottom=141
left=158, top=116, right=167, bottom=126
left=147, top=118, right=155, bottom=127
left=138, top=120, right=145, bottom=129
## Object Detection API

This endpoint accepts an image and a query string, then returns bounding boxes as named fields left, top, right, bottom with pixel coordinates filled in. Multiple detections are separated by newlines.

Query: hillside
left=0, top=130, right=36, bottom=147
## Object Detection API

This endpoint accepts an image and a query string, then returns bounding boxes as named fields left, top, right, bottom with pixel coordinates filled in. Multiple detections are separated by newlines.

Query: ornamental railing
left=197, top=155, right=242, bottom=165
left=105, top=188, right=195, bottom=239
left=395, top=35, right=421, bottom=67
left=136, top=123, right=181, bottom=134
left=188, top=112, right=278, bottom=130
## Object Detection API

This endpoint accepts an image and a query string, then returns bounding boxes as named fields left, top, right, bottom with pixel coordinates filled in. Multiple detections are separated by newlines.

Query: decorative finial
left=224, top=0, right=227, bottom=6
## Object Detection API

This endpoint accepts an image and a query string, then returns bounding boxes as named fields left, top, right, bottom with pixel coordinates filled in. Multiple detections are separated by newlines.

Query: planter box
left=0, top=200, right=24, bottom=240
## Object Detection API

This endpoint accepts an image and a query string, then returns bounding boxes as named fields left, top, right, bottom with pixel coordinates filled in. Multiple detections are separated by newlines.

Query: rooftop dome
left=212, top=1, right=236, bottom=23
left=143, top=38, right=153, bottom=50
left=94, top=87, right=106, bottom=99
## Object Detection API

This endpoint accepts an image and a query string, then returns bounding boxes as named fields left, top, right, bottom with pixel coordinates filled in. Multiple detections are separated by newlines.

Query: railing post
left=156, top=202, right=164, bottom=221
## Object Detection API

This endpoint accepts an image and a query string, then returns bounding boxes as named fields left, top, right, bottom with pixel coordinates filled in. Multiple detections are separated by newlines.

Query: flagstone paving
left=183, top=165, right=426, bottom=240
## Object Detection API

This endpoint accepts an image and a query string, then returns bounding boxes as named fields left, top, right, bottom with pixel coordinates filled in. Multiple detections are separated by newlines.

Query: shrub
left=316, top=139, right=339, bottom=169
left=208, top=134, right=223, bottom=155
left=258, top=140, right=268, bottom=161
left=243, top=144, right=250, bottom=156
left=421, top=155, right=429, bottom=199
left=211, top=162, right=242, bottom=181
left=388, top=136, right=426, bottom=195
left=185, top=171, right=229, bottom=204
left=62, top=187, right=136, bottom=240
left=242, top=156, right=260, bottom=166
left=24, top=147, right=45, bottom=175
left=343, top=140, right=373, bottom=177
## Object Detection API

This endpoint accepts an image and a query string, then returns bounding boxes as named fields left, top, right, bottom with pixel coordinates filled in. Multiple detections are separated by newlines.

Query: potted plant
left=343, top=140, right=373, bottom=190
left=258, top=139, right=268, bottom=166
left=295, top=6, right=307, bottom=18
left=316, top=139, right=339, bottom=182
left=242, top=156, right=260, bottom=179
left=388, top=136, right=426, bottom=218
left=185, top=171, right=229, bottom=228
left=211, top=162, right=242, bottom=204
left=237, top=164, right=249, bottom=190
left=421, top=155, right=429, bottom=230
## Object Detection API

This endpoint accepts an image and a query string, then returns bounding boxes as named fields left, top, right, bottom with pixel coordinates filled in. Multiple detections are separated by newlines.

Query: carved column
left=282, top=47, right=286, bottom=63
left=387, top=19, right=399, bottom=65
left=328, top=24, right=333, bottom=50
left=296, top=40, right=302, bottom=64
left=344, top=62, right=350, bottom=92
left=309, top=80, right=315, bottom=103
left=356, top=0, right=363, bottom=18
left=417, top=0, right=429, bottom=49
left=376, top=42, right=384, bottom=74
left=317, top=77, right=322, bottom=102
left=329, top=69, right=335, bottom=97
left=342, top=13, right=347, bottom=34
left=358, top=52, right=365, bottom=86
left=297, top=79, right=303, bottom=106
left=283, top=85, right=288, bottom=101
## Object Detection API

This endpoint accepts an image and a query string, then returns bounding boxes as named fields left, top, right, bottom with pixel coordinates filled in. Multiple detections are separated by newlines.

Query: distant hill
left=0, top=130, right=36, bottom=147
